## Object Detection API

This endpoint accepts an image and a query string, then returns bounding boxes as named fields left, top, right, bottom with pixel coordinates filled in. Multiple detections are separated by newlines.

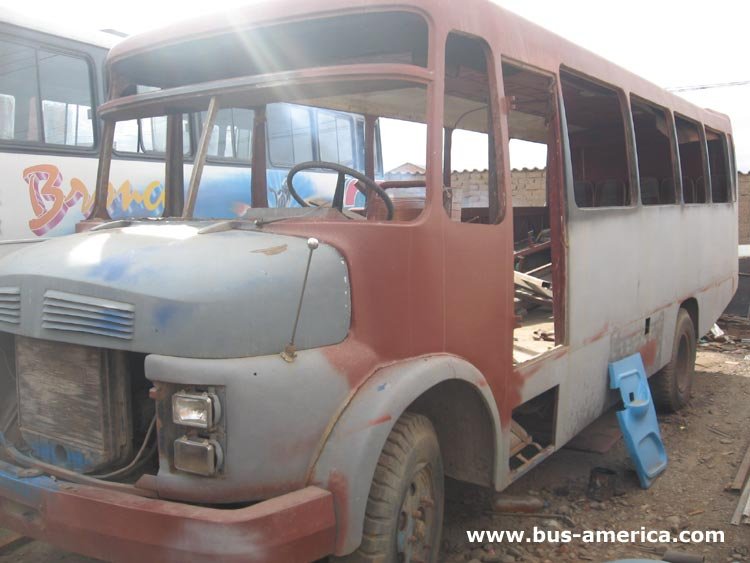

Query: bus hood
left=0, top=222, right=350, bottom=358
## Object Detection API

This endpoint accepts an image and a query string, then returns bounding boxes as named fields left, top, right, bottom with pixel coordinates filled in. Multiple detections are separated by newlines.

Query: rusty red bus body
left=0, top=0, right=736, bottom=560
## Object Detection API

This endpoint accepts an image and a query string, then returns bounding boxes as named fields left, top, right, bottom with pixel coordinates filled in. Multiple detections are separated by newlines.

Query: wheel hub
left=396, top=465, right=435, bottom=563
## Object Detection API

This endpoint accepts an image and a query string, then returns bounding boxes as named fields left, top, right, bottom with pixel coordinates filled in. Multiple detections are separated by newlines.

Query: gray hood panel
left=0, top=223, right=350, bottom=358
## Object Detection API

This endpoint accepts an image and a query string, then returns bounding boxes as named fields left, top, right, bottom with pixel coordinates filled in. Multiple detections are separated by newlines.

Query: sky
left=3, top=0, right=749, bottom=172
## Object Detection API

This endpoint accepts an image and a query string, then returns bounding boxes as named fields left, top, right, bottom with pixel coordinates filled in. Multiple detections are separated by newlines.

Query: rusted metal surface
left=0, top=460, right=335, bottom=562
left=96, top=64, right=434, bottom=122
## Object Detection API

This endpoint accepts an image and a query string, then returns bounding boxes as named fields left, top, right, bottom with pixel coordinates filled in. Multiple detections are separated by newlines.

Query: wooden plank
left=730, top=442, right=750, bottom=492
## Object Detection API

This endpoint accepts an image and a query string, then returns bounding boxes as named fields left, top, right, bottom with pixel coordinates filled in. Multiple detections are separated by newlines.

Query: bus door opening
left=503, top=63, right=565, bottom=364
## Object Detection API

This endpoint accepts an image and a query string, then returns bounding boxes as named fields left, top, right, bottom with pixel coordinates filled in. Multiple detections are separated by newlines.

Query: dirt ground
left=1, top=348, right=749, bottom=563
left=439, top=347, right=750, bottom=563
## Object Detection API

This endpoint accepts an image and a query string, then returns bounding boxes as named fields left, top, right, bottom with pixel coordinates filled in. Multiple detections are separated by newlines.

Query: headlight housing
left=172, top=391, right=221, bottom=429
left=174, top=436, right=223, bottom=476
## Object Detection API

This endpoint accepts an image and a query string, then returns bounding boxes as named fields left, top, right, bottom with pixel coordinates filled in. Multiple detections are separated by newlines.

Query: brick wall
left=448, top=168, right=547, bottom=207
left=739, top=173, right=750, bottom=244
left=385, top=168, right=547, bottom=207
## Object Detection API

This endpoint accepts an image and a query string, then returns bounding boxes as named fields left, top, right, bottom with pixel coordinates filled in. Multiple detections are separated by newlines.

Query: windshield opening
left=97, top=76, right=430, bottom=224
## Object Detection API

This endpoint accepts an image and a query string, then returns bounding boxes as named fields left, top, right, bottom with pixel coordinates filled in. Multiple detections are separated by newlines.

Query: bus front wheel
left=340, top=412, right=444, bottom=563
left=650, top=308, right=696, bottom=412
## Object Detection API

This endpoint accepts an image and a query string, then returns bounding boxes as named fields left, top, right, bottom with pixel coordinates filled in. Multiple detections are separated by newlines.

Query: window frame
left=266, top=103, right=315, bottom=169
left=0, top=32, right=100, bottom=155
left=705, top=126, right=732, bottom=204
left=314, top=107, right=357, bottom=170
left=728, top=133, right=738, bottom=201
left=197, top=107, right=255, bottom=165
left=629, top=94, right=680, bottom=207
left=674, top=113, right=711, bottom=205
left=443, top=30, right=504, bottom=225
left=559, top=66, right=637, bottom=211
left=674, top=111, right=712, bottom=205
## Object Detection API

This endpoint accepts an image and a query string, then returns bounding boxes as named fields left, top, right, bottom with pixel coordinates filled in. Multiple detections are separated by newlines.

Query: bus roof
left=0, top=6, right=121, bottom=50
left=106, top=0, right=731, bottom=133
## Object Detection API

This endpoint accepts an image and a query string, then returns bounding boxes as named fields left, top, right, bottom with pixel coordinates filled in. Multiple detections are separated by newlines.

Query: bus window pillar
left=364, top=115, right=377, bottom=180
left=443, top=126, right=453, bottom=214
left=165, top=114, right=185, bottom=217
left=251, top=106, right=268, bottom=208
left=91, top=120, right=115, bottom=220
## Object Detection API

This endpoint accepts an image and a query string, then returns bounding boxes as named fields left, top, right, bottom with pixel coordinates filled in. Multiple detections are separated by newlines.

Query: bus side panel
left=551, top=203, right=736, bottom=445
left=0, top=152, right=99, bottom=240
left=0, top=152, right=358, bottom=240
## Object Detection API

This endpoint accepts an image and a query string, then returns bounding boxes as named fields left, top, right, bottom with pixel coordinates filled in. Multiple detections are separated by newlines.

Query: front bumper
left=0, top=460, right=336, bottom=562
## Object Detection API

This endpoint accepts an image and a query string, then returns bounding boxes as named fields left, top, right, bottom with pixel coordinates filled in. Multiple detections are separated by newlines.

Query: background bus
left=0, top=9, right=382, bottom=242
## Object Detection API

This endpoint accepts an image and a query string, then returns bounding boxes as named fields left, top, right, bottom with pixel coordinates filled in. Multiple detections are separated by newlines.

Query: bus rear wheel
left=340, top=412, right=444, bottom=563
left=650, top=308, right=696, bottom=412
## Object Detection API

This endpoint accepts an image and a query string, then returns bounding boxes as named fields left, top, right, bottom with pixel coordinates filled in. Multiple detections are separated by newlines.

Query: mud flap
left=609, top=353, right=667, bottom=488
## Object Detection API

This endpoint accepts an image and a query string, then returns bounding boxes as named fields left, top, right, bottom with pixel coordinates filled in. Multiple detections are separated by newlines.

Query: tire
left=339, top=412, right=444, bottom=563
left=650, top=308, right=697, bottom=412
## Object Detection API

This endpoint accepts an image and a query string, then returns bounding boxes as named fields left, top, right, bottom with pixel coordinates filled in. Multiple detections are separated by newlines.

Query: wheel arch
left=679, top=297, right=699, bottom=335
left=310, top=354, right=503, bottom=556
left=408, top=379, right=497, bottom=488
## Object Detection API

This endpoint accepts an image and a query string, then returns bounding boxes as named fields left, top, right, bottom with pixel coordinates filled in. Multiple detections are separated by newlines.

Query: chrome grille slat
left=0, top=287, right=21, bottom=324
left=42, top=290, right=134, bottom=340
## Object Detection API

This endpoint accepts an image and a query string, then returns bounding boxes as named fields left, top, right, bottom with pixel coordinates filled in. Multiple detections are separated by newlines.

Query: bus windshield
left=94, top=10, right=434, bottom=223
left=96, top=72, right=429, bottom=222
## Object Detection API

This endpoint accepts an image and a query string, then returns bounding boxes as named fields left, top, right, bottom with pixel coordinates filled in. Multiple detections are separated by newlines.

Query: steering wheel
left=286, top=161, right=394, bottom=221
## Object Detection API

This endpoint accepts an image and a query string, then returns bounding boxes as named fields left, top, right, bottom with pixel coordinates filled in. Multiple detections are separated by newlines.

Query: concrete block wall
left=739, top=173, right=750, bottom=244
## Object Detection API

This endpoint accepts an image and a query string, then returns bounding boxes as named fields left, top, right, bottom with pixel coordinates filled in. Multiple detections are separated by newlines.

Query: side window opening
left=561, top=70, right=632, bottom=208
left=0, top=39, right=95, bottom=147
left=38, top=50, right=94, bottom=147
left=675, top=115, right=707, bottom=204
left=0, top=94, right=14, bottom=139
left=631, top=97, right=676, bottom=205
left=200, top=108, right=254, bottom=160
left=0, top=40, right=38, bottom=142
left=317, top=110, right=355, bottom=168
left=267, top=103, right=313, bottom=167
left=369, top=116, right=427, bottom=220
left=114, top=86, right=191, bottom=156
left=706, top=127, right=730, bottom=203
left=443, top=32, right=500, bottom=224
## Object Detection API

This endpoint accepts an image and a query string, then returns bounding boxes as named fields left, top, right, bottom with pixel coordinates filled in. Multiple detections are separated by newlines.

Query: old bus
left=0, top=0, right=737, bottom=561
left=1, top=8, right=381, bottom=245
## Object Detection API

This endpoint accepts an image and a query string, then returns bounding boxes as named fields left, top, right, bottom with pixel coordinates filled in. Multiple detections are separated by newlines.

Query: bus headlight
left=174, top=436, right=223, bottom=476
left=172, top=391, right=221, bottom=429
